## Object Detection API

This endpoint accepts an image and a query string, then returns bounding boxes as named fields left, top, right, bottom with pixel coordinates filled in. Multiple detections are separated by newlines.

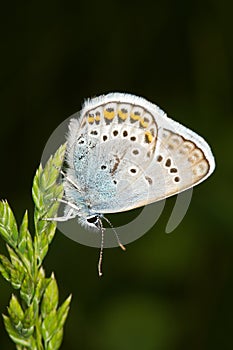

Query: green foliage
left=0, top=144, right=72, bottom=349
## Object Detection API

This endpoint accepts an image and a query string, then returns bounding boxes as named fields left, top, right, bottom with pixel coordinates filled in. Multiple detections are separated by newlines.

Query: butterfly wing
left=100, top=122, right=214, bottom=213
left=64, top=93, right=215, bottom=214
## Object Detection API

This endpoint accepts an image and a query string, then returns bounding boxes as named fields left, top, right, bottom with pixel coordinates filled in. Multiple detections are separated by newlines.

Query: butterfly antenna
left=102, top=216, right=126, bottom=251
left=98, top=218, right=105, bottom=277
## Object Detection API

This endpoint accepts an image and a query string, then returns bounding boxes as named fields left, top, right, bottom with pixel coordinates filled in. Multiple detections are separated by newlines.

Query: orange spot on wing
left=104, top=110, right=115, bottom=120
left=118, top=110, right=128, bottom=120
left=145, top=131, right=153, bottom=143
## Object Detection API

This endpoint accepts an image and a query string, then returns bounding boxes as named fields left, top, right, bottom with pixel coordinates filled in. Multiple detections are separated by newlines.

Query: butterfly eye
left=87, top=216, right=98, bottom=224
left=86, top=215, right=100, bottom=228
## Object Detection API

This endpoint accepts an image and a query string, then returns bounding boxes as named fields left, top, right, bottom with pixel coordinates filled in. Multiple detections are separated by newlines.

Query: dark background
left=1, top=1, right=233, bottom=349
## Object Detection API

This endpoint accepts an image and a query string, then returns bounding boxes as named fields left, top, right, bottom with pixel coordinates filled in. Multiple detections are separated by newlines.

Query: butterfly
left=47, top=93, right=215, bottom=276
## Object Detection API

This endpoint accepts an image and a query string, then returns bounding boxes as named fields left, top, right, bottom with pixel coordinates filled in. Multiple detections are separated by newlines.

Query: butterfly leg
left=45, top=212, right=76, bottom=222
left=43, top=198, right=80, bottom=222
left=51, top=198, right=80, bottom=210
left=44, top=208, right=76, bottom=222
left=60, top=169, right=81, bottom=191
left=51, top=163, right=81, bottom=190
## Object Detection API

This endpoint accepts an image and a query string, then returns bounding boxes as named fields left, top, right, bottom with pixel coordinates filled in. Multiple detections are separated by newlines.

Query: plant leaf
left=41, top=309, right=58, bottom=344
left=18, top=211, right=34, bottom=274
left=0, top=254, right=23, bottom=288
left=41, top=273, right=59, bottom=319
left=57, top=294, right=72, bottom=330
left=47, top=328, right=63, bottom=350
left=20, top=274, right=34, bottom=306
left=0, top=201, right=18, bottom=247
left=7, top=294, right=24, bottom=331
left=3, top=315, right=31, bottom=347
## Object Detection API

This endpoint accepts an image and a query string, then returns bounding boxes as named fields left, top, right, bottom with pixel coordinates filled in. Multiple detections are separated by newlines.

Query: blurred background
left=1, top=0, right=233, bottom=349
